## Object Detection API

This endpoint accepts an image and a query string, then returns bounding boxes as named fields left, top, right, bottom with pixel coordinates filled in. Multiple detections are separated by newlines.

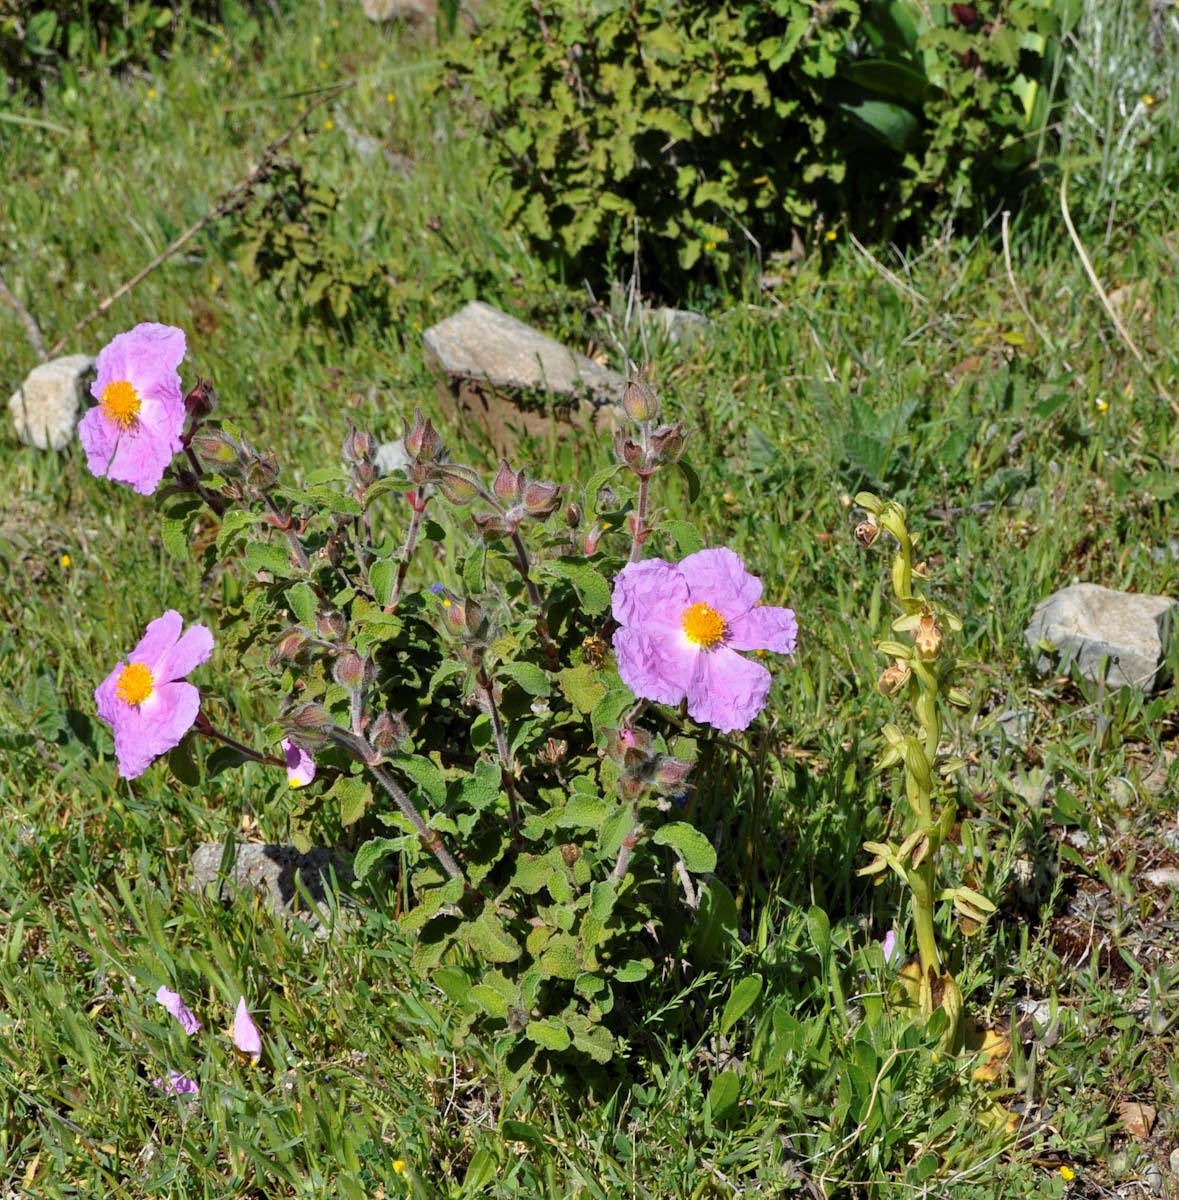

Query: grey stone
left=188, top=843, right=354, bottom=936
left=423, top=301, right=624, bottom=407
left=9, top=354, right=95, bottom=451
left=1149, top=538, right=1179, bottom=563
left=361, top=0, right=435, bottom=22
left=1024, top=582, right=1178, bottom=692
left=1142, top=867, right=1179, bottom=888
left=650, top=306, right=710, bottom=346
left=375, top=438, right=411, bottom=476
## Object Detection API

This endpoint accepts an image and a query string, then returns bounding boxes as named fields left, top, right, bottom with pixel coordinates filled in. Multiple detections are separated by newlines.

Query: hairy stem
left=368, top=762, right=464, bottom=882
left=508, top=529, right=557, bottom=665
left=476, top=667, right=520, bottom=829
left=387, top=493, right=426, bottom=612
left=261, top=493, right=310, bottom=571
left=194, top=712, right=285, bottom=767
left=628, top=472, right=651, bottom=563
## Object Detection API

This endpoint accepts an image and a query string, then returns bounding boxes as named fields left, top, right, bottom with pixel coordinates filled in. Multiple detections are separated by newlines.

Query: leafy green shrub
left=448, top=0, right=1075, bottom=283
left=0, top=1, right=277, bottom=96
left=227, top=158, right=393, bottom=339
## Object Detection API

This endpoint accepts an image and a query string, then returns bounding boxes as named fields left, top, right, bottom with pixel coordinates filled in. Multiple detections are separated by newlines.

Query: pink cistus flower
left=611, top=548, right=797, bottom=734
left=78, top=323, right=187, bottom=495
left=281, top=738, right=316, bottom=788
left=156, top=985, right=200, bottom=1036
left=94, top=611, right=213, bottom=779
left=232, top=997, right=262, bottom=1061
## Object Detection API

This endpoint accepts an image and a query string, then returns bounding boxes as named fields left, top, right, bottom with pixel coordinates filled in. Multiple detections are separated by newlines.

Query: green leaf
left=462, top=543, right=486, bottom=592
left=205, top=745, right=253, bottom=778
left=707, top=1070, right=741, bottom=1122
left=807, top=905, right=832, bottom=963
left=162, top=513, right=193, bottom=562
left=388, top=754, right=445, bottom=806
left=369, top=560, right=395, bottom=609
left=674, top=459, right=701, bottom=503
left=467, top=984, right=510, bottom=1019
left=166, top=734, right=201, bottom=787
left=353, top=837, right=400, bottom=881
left=541, top=558, right=612, bottom=615
left=558, top=793, right=611, bottom=831
left=498, top=660, right=552, bottom=697
left=464, top=911, right=522, bottom=964
left=538, top=934, right=581, bottom=980
left=245, top=539, right=294, bottom=578
left=720, top=974, right=763, bottom=1035
left=524, top=1017, right=571, bottom=1051
left=558, top=664, right=607, bottom=714
left=613, top=959, right=651, bottom=983
left=664, top=519, right=703, bottom=556
left=331, top=776, right=372, bottom=827
left=286, top=582, right=317, bottom=625
left=652, top=822, right=716, bottom=873
left=215, top=509, right=261, bottom=553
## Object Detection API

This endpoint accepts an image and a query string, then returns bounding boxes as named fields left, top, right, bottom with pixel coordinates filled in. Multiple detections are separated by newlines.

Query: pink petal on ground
left=727, top=605, right=798, bottom=654
left=686, top=646, right=772, bottom=733
left=152, top=1069, right=199, bottom=1096
left=232, top=998, right=262, bottom=1058
left=156, top=986, right=201, bottom=1035
left=677, top=548, right=763, bottom=622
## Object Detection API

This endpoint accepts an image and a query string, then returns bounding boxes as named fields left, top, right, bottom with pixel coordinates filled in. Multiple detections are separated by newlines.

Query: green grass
left=2, top=3, right=1179, bottom=1197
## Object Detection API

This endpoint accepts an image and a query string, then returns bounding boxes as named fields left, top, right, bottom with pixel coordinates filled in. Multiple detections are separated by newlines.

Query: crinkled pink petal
left=613, top=626, right=698, bottom=707
left=677, top=548, right=762, bottom=621
left=610, top=558, right=688, bottom=630
left=100, top=680, right=201, bottom=780
left=686, top=646, right=771, bottom=733
left=83, top=323, right=187, bottom=495
left=93, top=323, right=186, bottom=404
left=727, top=605, right=798, bottom=654
left=281, top=738, right=316, bottom=787
left=232, top=997, right=262, bottom=1058
left=152, top=624, right=214, bottom=684
left=152, top=1069, right=199, bottom=1096
left=129, top=611, right=184, bottom=667
left=156, top=986, right=201, bottom=1035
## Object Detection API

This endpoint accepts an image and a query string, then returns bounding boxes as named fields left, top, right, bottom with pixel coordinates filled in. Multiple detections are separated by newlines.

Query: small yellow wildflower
left=704, top=240, right=716, bottom=251
left=212, top=44, right=221, bottom=57
left=1059, top=1165, right=1075, bottom=1182
left=147, top=88, right=157, bottom=100
left=324, top=119, right=334, bottom=130
left=386, top=91, right=396, bottom=103
left=1094, top=396, right=1109, bottom=413
left=1142, top=93, right=1156, bottom=108
left=60, top=554, right=71, bottom=569
left=473, top=35, right=483, bottom=45
left=392, top=1159, right=407, bottom=1174
left=826, top=229, right=837, bottom=241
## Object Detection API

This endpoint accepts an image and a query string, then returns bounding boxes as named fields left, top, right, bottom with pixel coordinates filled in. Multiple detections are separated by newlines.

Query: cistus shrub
left=449, top=0, right=1075, bottom=285
left=0, top=1, right=278, bottom=95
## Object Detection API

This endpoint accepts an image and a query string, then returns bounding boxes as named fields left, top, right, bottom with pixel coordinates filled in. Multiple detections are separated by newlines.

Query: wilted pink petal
left=232, top=997, right=262, bottom=1059
left=152, top=1069, right=199, bottom=1096
left=281, top=738, right=316, bottom=788
left=156, top=985, right=200, bottom=1035
left=882, top=930, right=901, bottom=968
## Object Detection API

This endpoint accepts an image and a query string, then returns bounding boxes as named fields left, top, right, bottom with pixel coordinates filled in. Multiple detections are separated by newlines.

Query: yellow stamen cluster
left=100, top=379, right=141, bottom=429
left=115, top=662, right=154, bottom=706
left=681, top=602, right=728, bottom=649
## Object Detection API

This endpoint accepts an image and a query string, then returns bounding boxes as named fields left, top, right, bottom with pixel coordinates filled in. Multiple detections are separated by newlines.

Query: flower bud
left=565, top=502, right=582, bottom=529
left=492, top=460, right=523, bottom=502
left=352, top=460, right=379, bottom=488
left=653, top=756, right=693, bottom=795
left=370, top=710, right=409, bottom=751
left=332, top=650, right=366, bottom=690
left=435, top=589, right=468, bottom=635
left=539, top=737, right=568, bottom=765
left=876, top=661, right=911, bottom=697
left=434, top=464, right=481, bottom=505
left=913, top=611, right=943, bottom=659
left=854, top=518, right=881, bottom=547
left=472, top=510, right=510, bottom=540
left=404, top=409, right=444, bottom=462
left=245, top=452, right=280, bottom=492
left=622, top=372, right=659, bottom=423
left=522, top=479, right=562, bottom=518
left=270, top=626, right=311, bottom=666
left=184, top=378, right=216, bottom=420
left=342, top=423, right=376, bottom=466
left=316, top=611, right=347, bottom=641
left=614, top=431, right=644, bottom=468
left=583, top=519, right=609, bottom=556
left=191, top=429, right=241, bottom=467
left=650, top=422, right=686, bottom=465
left=283, top=703, right=332, bottom=751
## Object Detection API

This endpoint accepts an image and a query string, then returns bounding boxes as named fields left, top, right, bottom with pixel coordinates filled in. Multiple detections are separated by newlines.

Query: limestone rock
left=651, top=306, right=710, bottom=346
left=375, top=437, right=411, bottom=476
left=361, top=0, right=435, bottom=21
left=9, top=354, right=95, bottom=451
left=189, top=843, right=354, bottom=936
left=1024, top=582, right=1178, bottom=692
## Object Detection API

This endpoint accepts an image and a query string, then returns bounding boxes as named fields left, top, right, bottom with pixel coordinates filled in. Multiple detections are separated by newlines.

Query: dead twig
left=1059, top=172, right=1176, bottom=416
left=46, top=84, right=351, bottom=359
left=0, top=271, right=48, bottom=361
